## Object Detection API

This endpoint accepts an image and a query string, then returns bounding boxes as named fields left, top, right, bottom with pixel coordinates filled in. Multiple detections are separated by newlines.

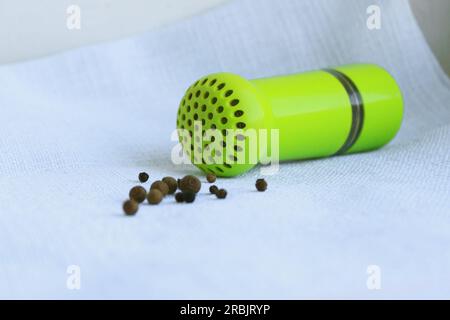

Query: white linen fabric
left=0, top=0, right=449, bottom=299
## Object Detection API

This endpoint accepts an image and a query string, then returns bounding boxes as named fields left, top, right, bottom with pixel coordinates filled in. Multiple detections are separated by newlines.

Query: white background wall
left=0, top=0, right=227, bottom=64
left=0, top=0, right=449, bottom=74
left=410, top=0, right=450, bottom=75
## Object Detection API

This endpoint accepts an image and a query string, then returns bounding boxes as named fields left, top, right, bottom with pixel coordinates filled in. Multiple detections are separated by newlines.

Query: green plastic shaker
left=176, top=64, right=403, bottom=177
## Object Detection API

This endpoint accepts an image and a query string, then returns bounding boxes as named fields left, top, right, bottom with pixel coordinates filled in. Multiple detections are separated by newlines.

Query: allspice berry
left=175, top=192, right=184, bottom=203
left=162, top=177, right=178, bottom=194
left=209, top=185, right=218, bottom=194
left=255, top=178, right=267, bottom=192
left=206, top=173, right=216, bottom=183
left=129, top=186, right=147, bottom=203
left=138, top=172, right=149, bottom=183
left=150, top=180, right=169, bottom=196
left=179, top=175, right=201, bottom=193
left=216, top=189, right=227, bottom=199
left=183, top=191, right=196, bottom=203
left=123, top=200, right=138, bottom=215
left=147, top=189, right=163, bottom=205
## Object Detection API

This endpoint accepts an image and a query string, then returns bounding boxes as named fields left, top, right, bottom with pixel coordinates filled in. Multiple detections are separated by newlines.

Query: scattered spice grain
left=179, top=175, right=201, bottom=193
left=123, top=200, right=138, bottom=215
left=147, top=189, right=163, bottom=205
left=138, top=172, right=149, bottom=183
left=175, top=192, right=185, bottom=203
left=162, top=177, right=178, bottom=194
left=129, top=186, right=147, bottom=203
left=216, top=189, right=227, bottom=199
left=183, top=191, right=196, bottom=203
left=209, top=185, right=219, bottom=194
left=206, top=173, right=216, bottom=183
left=255, top=179, right=267, bottom=192
left=150, top=180, right=169, bottom=196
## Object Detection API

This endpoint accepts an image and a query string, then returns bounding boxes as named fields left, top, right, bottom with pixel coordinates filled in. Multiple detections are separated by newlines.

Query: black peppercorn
left=175, top=192, right=184, bottom=203
left=216, top=189, right=227, bottom=199
left=179, top=175, right=201, bottom=193
left=129, top=186, right=147, bottom=203
left=162, top=177, right=178, bottom=194
left=138, top=172, right=149, bottom=183
left=255, top=179, right=267, bottom=192
left=150, top=180, right=169, bottom=196
left=183, top=191, right=196, bottom=203
left=206, top=173, right=216, bottom=183
left=209, top=185, right=219, bottom=194
left=147, top=189, right=163, bottom=205
left=123, top=200, right=138, bottom=215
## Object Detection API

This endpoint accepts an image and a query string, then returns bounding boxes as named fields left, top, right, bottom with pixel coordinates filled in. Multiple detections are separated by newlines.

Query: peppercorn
left=147, top=189, right=163, bottom=205
left=129, top=186, right=147, bottom=203
left=175, top=192, right=184, bottom=203
left=206, top=173, right=216, bottom=183
left=183, top=191, right=196, bottom=203
left=138, top=172, right=149, bottom=183
left=179, top=175, right=201, bottom=193
left=209, top=185, right=219, bottom=194
left=255, top=178, right=267, bottom=192
left=162, top=177, right=178, bottom=194
left=150, top=180, right=169, bottom=196
left=123, top=200, right=138, bottom=215
left=216, top=189, right=227, bottom=199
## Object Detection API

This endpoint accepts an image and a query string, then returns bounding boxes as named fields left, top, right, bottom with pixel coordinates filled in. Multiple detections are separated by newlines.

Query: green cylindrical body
left=176, top=64, right=403, bottom=177
left=251, top=64, right=403, bottom=161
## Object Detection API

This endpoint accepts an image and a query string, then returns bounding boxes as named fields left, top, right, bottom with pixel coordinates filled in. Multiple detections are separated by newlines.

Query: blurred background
left=0, top=0, right=449, bottom=75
